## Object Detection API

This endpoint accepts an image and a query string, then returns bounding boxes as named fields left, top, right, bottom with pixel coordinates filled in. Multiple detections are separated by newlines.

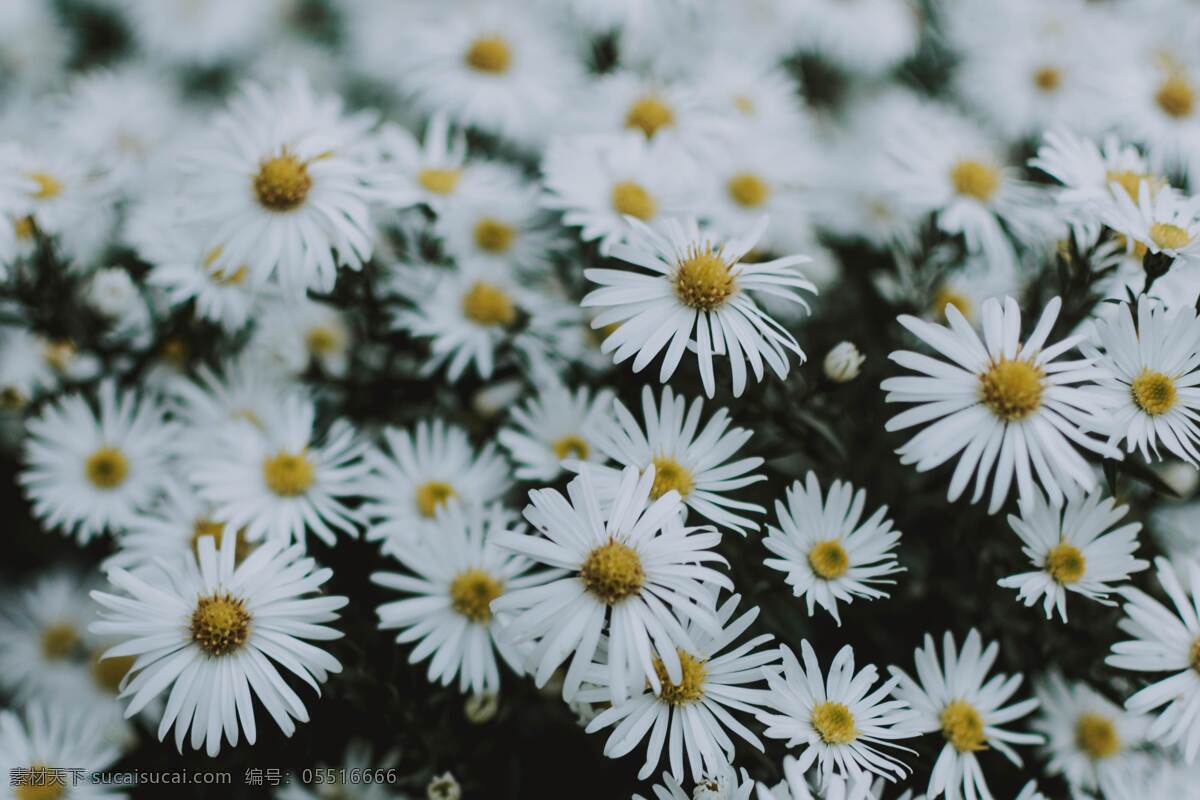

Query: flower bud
left=823, top=341, right=865, bottom=383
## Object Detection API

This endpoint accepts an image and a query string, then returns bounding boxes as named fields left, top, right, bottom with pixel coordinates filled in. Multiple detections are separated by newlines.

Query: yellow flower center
left=1156, top=74, right=1195, bottom=119
left=305, top=325, right=344, bottom=355
left=262, top=451, right=316, bottom=496
left=652, top=649, right=707, bottom=704
left=673, top=244, right=735, bottom=311
left=732, top=94, right=755, bottom=114
left=191, top=518, right=255, bottom=564
left=650, top=456, right=694, bottom=499
left=0, top=386, right=26, bottom=410
left=90, top=650, right=135, bottom=694
left=625, top=96, right=675, bottom=138
left=85, top=447, right=129, bottom=489
left=26, top=172, right=63, bottom=200
left=418, top=167, right=462, bottom=195
left=1033, top=66, right=1062, bottom=92
left=201, top=246, right=248, bottom=285
left=13, top=215, right=35, bottom=239
left=15, top=765, right=66, bottom=800
left=449, top=568, right=504, bottom=623
left=1150, top=222, right=1192, bottom=251
left=580, top=538, right=644, bottom=604
left=931, top=286, right=972, bottom=322
left=1189, top=637, right=1200, bottom=673
left=941, top=699, right=987, bottom=752
left=950, top=159, right=1001, bottom=202
left=1045, top=541, right=1086, bottom=584
left=726, top=172, right=771, bottom=208
left=464, top=36, right=511, bottom=74
left=473, top=217, right=517, bottom=253
left=812, top=701, right=857, bottom=744
left=253, top=151, right=312, bottom=211
left=979, top=359, right=1044, bottom=422
left=1075, top=713, right=1120, bottom=760
left=40, top=622, right=79, bottom=661
left=1131, top=369, right=1177, bottom=415
left=190, top=593, right=250, bottom=657
left=611, top=180, right=658, bottom=220
left=461, top=280, right=516, bottom=326
left=552, top=434, right=590, bottom=460
left=42, top=340, right=75, bottom=372
left=808, top=540, right=850, bottom=580
left=416, top=480, right=457, bottom=518
left=1105, top=170, right=1160, bottom=202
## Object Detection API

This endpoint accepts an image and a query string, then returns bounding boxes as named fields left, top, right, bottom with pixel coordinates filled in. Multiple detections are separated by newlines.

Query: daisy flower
left=1107, top=556, right=1200, bottom=761
left=166, top=356, right=295, bottom=447
left=882, top=295, right=1122, bottom=514
left=793, top=0, right=919, bottom=77
left=1032, top=671, right=1150, bottom=794
left=249, top=298, right=353, bottom=378
left=491, top=465, right=731, bottom=703
left=372, top=503, right=556, bottom=694
left=1117, top=54, right=1200, bottom=176
left=581, top=593, right=777, bottom=781
left=0, top=703, right=125, bottom=800
left=497, top=380, right=613, bottom=481
left=1101, top=181, right=1200, bottom=267
left=754, top=757, right=880, bottom=800
left=1085, top=297, right=1200, bottom=463
left=20, top=379, right=175, bottom=542
left=635, top=761, right=755, bottom=800
left=763, top=472, right=904, bottom=624
left=188, top=394, right=368, bottom=547
left=361, top=419, right=512, bottom=547
left=889, top=629, right=1043, bottom=800
left=583, top=217, right=815, bottom=398
left=374, top=113, right=468, bottom=213
left=0, top=572, right=99, bottom=700
left=757, top=641, right=918, bottom=785
left=119, top=0, right=281, bottom=65
left=90, top=532, right=347, bottom=756
left=576, top=384, right=766, bottom=533
left=0, top=326, right=97, bottom=408
left=433, top=176, right=556, bottom=278
left=184, top=73, right=400, bottom=296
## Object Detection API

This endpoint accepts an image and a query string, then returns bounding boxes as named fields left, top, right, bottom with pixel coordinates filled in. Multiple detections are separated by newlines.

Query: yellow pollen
left=212, top=265, right=248, bottom=285
left=1156, top=74, right=1195, bottom=118
left=941, top=699, right=987, bottom=752
left=461, top=281, right=516, bottom=326
left=650, top=456, right=694, bottom=499
left=950, top=159, right=1001, bottom=202
left=808, top=540, right=850, bottom=580
left=811, top=701, right=857, bottom=744
left=85, top=447, right=129, bottom=489
left=40, top=622, right=79, bottom=661
left=0, top=386, right=26, bottom=410
left=305, top=325, right=343, bottom=355
left=42, top=340, right=75, bottom=372
left=13, top=216, right=35, bottom=239
left=90, top=650, right=135, bottom=694
left=418, top=167, right=462, bottom=195
left=159, top=338, right=189, bottom=369
left=673, top=244, right=735, bottom=311
left=652, top=649, right=707, bottom=705
left=979, top=359, right=1044, bottom=421
left=552, top=434, right=590, bottom=460
left=191, top=519, right=254, bottom=564
left=464, top=36, right=511, bottom=74
left=625, top=96, right=675, bottom=138
left=416, top=480, right=457, bottom=518
left=727, top=172, right=770, bottom=208
left=1105, top=170, right=1158, bottom=202
left=449, top=568, right=504, bottom=623
left=1075, top=713, right=1120, bottom=760
left=262, top=451, right=315, bottom=496
left=580, top=538, right=644, bottom=604
left=253, top=151, right=312, bottom=211
left=1189, top=637, right=1200, bottom=673
left=1131, top=369, right=1177, bottom=415
left=1033, top=66, right=1063, bottom=92
left=15, top=765, right=67, bottom=800
left=932, top=286, right=972, bottom=322
left=26, top=172, right=62, bottom=200
left=190, top=593, right=250, bottom=657
left=611, top=181, right=658, bottom=220
left=1045, top=541, right=1086, bottom=584
left=1150, top=222, right=1192, bottom=251
left=732, top=94, right=755, bottom=114
left=473, top=217, right=517, bottom=253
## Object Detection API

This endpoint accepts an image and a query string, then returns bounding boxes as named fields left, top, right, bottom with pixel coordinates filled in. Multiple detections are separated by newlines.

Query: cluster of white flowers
left=3, top=0, right=1200, bottom=798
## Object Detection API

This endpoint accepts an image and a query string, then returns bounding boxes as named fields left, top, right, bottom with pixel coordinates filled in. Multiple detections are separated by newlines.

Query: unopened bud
left=823, top=341, right=864, bottom=383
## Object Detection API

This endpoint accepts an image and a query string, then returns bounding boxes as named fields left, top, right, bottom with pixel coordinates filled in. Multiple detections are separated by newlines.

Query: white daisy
left=1116, top=54, right=1200, bottom=177
left=90, top=532, right=347, bottom=756
left=763, top=472, right=904, bottom=624
left=0, top=572, right=99, bottom=700
left=583, top=216, right=815, bottom=398
left=1101, top=181, right=1200, bottom=267
left=998, top=488, right=1147, bottom=621
left=188, top=394, right=368, bottom=548
left=793, top=0, right=919, bottom=77
left=1107, top=556, right=1200, bottom=761
left=0, top=702, right=125, bottom=800
left=1087, top=296, right=1200, bottom=464
left=166, top=356, right=296, bottom=448
left=635, top=761, right=755, bottom=800
left=20, top=379, right=175, bottom=542
left=581, top=592, right=776, bottom=782
left=882, top=295, right=1122, bottom=514
left=888, top=629, right=1043, bottom=800
left=361, top=419, right=511, bottom=547
left=1032, top=671, right=1150, bottom=794
left=372, top=502, right=556, bottom=694
left=754, top=757, right=881, bottom=800
left=491, top=464, right=731, bottom=703
left=0, top=325, right=98, bottom=408
left=373, top=112, right=468, bottom=213
left=757, top=640, right=918, bottom=785
left=432, top=175, right=556, bottom=278
left=118, top=0, right=281, bottom=65
left=497, top=380, right=613, bottom=481
left=576, top=384, right=767, bottom=534
left=249, top=298, right=354, bottom=378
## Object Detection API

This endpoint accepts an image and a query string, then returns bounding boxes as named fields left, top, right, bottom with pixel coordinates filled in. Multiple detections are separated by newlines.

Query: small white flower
left=0, top=572, right=99, bottom=700
left=823, top=342, right=865, bottom=383
left=498, top=380, right=613, bottom=481
left=635, top=761, right=755, bottom=800
left=0, top=702, right=126, bottom=800
left=1101, top=181, right=1200, bottom=266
